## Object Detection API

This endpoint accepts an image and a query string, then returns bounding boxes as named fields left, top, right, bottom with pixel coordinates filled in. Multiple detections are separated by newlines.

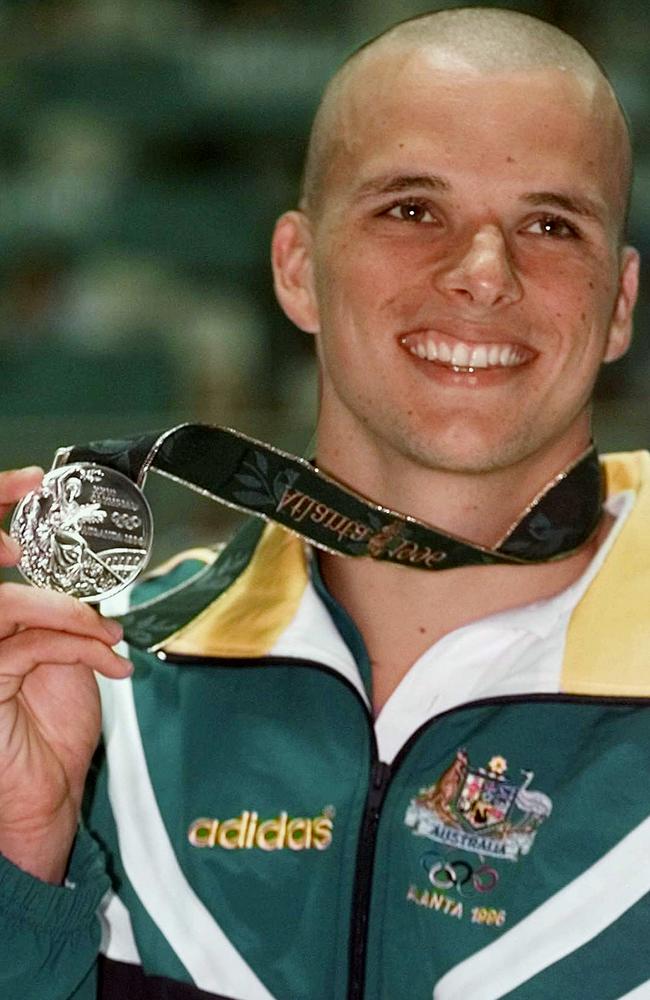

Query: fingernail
left=104, top=619, right=124, bottom=643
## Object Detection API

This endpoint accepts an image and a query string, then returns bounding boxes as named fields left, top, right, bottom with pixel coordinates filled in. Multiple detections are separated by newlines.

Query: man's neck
left=319, top=519, right=610, bottom=717
left=315, top=427, right=605, bottom=715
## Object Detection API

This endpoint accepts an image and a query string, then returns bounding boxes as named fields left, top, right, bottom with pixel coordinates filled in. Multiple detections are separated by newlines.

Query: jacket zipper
left=347, top=758, right=392, bottom=1000
left=159, top=650, right=394, bottom=998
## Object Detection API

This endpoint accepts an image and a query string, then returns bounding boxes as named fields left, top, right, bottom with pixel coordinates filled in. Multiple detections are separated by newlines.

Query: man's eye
left=525, top=215, right=579, bottom=238
left=385, top=201, right=436, bottom=224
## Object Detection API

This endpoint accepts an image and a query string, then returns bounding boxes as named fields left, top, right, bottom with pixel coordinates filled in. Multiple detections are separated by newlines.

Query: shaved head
left=300, top=7, right=632, bottom=239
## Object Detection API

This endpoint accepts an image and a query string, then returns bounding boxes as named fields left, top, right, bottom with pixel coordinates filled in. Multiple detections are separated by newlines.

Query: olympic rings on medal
left=419, top=850, right=499, bottom=897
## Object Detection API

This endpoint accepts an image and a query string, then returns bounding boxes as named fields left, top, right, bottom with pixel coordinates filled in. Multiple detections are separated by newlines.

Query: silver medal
left=10, top=463, right=153, bottom=602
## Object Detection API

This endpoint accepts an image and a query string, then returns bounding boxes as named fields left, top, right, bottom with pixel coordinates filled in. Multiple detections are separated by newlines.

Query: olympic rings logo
left=111, top=512, right=142, bottom=531
left=420, top=851, right=499, bottom=897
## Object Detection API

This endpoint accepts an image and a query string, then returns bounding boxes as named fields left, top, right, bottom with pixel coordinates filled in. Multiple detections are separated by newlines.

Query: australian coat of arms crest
left=404, top=750, right=553, bottom=862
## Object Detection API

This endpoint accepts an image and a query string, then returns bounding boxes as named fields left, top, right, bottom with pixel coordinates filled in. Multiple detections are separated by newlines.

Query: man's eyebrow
left=355, top=174, right=451, bottom=198
left=521, top=191, right=605, bottom=222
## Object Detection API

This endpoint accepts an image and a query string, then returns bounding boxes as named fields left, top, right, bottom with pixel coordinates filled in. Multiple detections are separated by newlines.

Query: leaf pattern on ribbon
left=202, top=549, right=250, bottom=593
left=123, top=548, right=250, bottom=648
left=272, top=468, right=299, bottom=503
left=504, top=511, right=575, bottom=554
left=122, top=611, right=179, bottom=649
left=232, top=450, right=299, bottom=510
left=236, top=474, right=265, bottom=489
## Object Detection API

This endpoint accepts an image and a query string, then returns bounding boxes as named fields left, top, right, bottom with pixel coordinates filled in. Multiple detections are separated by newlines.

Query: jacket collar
left=562, top=451, right=650, bottom=696
left=124, top=453, right=650, bottom=699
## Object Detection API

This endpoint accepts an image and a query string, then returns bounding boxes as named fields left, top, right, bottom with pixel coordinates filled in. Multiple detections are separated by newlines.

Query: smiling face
left=273, top=47, right=639, bottom=478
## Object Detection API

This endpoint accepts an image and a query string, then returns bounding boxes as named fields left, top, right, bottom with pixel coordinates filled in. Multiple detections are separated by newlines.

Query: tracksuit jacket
left=1, top=451, right=650, bottom=1000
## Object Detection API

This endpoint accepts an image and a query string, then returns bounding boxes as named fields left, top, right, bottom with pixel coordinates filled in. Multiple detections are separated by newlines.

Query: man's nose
left=434, top=226, right=522, bottom=307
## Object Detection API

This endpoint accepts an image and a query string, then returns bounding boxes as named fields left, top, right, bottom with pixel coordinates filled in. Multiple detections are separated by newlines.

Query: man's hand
left=0, top=467, right=132, bottom=884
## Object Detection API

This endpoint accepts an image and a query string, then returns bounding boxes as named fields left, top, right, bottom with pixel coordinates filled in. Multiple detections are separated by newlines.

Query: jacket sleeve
left=0, top=826, right=110, bottom=1000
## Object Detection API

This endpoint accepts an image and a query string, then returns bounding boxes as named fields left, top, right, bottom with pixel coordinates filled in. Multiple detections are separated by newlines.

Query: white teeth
left=406, top=336, right=528, bottom=369
left=469, top=345, right=488, bottom=368
left=451, top=342, right=470, bottom=366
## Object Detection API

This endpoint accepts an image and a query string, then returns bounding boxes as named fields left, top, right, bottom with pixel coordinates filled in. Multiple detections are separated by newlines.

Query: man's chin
left=391, top=433, right=537, bottom=477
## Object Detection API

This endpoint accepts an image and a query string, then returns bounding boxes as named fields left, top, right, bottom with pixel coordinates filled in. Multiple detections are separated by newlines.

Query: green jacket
left=1, top=452, right=650, bottom=1000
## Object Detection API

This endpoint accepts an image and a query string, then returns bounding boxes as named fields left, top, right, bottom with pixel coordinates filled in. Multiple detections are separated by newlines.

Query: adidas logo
left=188, top=809, right=334, bottom=851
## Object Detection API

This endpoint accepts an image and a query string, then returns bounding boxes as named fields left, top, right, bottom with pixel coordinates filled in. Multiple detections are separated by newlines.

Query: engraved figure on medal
left=10, top=463, right=153, bottom=602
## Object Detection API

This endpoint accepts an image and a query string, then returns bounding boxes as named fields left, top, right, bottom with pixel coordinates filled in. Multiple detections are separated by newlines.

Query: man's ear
left=271, top=210, right=320, bottom=334
left=604, top=246, right=640, bottom=362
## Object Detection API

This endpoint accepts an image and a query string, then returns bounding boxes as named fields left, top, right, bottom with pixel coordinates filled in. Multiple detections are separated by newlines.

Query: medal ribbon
left=62, top=423, right=603, bottom=572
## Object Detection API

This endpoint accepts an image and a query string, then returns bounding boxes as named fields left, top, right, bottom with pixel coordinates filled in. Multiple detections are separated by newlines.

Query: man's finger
left=0, top=583, right=123, bottom=645
left=0, top=467, right=44, bottom=516
left=0, top=467, right=44, bottom=564
left=0, top=530, right=23, bottom=568
left=0, top=629, right=133, bottom=684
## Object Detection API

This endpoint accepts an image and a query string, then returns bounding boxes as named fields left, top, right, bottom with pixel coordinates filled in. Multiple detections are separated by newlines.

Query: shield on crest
left=454, top=769, right=518, bottom=831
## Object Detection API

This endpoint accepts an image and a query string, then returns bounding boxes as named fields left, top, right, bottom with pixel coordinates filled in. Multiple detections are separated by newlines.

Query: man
left=0, top=7, right=646, bottom=999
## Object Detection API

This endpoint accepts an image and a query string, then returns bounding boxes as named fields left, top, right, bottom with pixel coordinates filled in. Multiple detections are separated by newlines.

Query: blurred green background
left=1, top=0, right=649, bottom=560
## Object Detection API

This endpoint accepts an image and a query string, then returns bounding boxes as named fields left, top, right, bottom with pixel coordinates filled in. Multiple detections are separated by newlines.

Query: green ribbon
left=64, top=423, right=603, bottom=573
